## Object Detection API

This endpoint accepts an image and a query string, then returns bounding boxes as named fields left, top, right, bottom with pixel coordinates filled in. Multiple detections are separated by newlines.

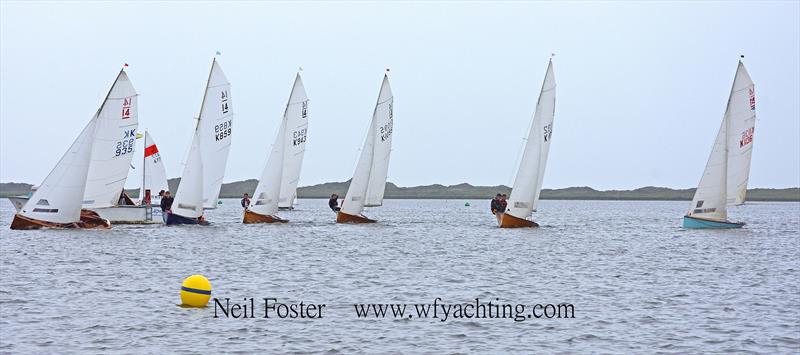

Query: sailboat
left=138, top=131, right=170, bottom=207
left=684, top=58, right=756, bottom=229
left=499, top=59, right=556, bottom=228
left=337, top=71, right=394, bottom=223
left=8, top=130, right=168, bottom=224
left=167, top=58, right=232, bottom=225
left=244, top=72, right=309, bottom=223
left=10, top=69, right=136, bottom=230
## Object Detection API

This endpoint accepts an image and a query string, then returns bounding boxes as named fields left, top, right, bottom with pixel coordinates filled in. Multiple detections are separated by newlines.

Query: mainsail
left=341, top=74, right=394, bottom=217
left=251, top=73, right=309, bottom=217
left=82, top=71, right=139, bottom=209
left=687, top=61, right=756, bottom=222
left=199, top=59, right=234, bottom=208
left=504, top=59, right=556, bottom=222
left=139, top=131, right=169, bottom=202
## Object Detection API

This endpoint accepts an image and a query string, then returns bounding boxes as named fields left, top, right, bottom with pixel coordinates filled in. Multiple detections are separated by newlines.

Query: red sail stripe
left=144, top=144, right=159, bottom=157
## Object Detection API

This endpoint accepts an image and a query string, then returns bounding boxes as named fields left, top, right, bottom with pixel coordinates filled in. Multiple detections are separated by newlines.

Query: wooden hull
left=336, top=212, right=376, bottom=223
left=499, top=213, right=539, bottom=228
left=683, top=215, right=745, bottom=229
left=10, top=209, right=111, bottom=230
left=242, top=210, right=288, bottom=224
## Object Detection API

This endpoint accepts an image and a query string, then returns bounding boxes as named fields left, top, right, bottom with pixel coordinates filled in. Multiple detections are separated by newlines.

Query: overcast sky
left=1, top=1, right=798, bottom=190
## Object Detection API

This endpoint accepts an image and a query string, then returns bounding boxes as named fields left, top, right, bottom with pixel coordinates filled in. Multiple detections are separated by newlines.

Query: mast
left=141, top=130, right=147, bottom=204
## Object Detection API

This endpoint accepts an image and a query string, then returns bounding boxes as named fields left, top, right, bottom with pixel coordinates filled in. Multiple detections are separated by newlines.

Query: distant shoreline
left=2, top=180, right=798, bottom=202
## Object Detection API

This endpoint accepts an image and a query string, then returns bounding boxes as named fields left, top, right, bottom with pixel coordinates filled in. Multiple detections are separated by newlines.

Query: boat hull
left=242, top=210, right=288, bottom=224
left=336, top=212, right=376, bottom=223
left=166, top=213, right=210, bottom=226
left=683, top=215, right=745, bottom=229
left=10, top=210, right=111, bottom=230
left=499, top=213, right=539, bottom=228
left=94, top=205, right=161, bottom=224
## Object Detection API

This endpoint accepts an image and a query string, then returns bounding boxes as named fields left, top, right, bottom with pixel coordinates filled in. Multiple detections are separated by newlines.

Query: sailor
left=499, top=194, right=508, bottom=213
left=490, top=193, right=503, bottom=223
left=241, top=193, right=251, bottom=210
left=160, top=191, right=174, bottom=223
left=329, top=194, right=341, bottom=212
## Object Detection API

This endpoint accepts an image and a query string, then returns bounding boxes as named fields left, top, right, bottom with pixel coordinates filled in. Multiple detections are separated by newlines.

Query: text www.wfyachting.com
left=353, top=298, right=575, bottom=322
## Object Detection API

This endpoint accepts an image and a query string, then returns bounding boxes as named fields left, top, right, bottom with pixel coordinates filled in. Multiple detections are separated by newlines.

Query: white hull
left=94, top=205, right=161, bottom=224
left=9, top=196, right=160, bottom=224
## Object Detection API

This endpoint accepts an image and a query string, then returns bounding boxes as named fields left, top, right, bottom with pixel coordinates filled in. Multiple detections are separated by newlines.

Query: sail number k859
left=215, top=120, right=232, bottom=141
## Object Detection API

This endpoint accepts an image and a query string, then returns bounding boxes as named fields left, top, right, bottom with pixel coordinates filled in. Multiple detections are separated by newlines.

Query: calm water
left=1, top=199, right=798, bottom=353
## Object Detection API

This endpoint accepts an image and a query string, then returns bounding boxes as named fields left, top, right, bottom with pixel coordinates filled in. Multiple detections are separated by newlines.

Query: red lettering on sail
left=740, top=127, right=754, bottom=148
left=122, top=97, right=132, bottom=119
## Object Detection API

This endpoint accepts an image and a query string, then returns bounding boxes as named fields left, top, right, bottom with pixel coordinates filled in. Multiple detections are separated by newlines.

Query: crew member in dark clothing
left=329, top=194, right=341, bottom=212
left=241, top=193, right=251, bottom=210
left=491, top=193, right=502, bottom=224
left=499, top=194, right=508, bottom=213
left=490, top=194, right=501, bottom=213
left=160, top=191, right=174, bottom=223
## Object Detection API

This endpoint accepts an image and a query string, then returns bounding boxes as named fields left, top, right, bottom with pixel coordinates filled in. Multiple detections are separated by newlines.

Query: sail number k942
left=215, top=120, right=232, bottom=141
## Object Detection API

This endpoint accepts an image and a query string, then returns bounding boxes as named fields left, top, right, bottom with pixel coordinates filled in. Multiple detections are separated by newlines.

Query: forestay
left=341, top=75, right=394, bottom=216
left=505, top=60, right=556, bottom=221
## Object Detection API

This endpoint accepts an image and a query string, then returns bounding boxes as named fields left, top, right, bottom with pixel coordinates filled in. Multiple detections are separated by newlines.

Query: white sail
left=199, top=59, right=234, bottom=208
left=725, top=62, right=756, bottom=205
left=82, top=71, right=139, bottom=209
left=19, top=118, right=97, bottom=223
left=250, top=118, right=286, bottom=217
left=171, top=128, right=204, bottom=218
left=688, top=61, right=756, bottom=221
left=278, top=74, right=310, bottom=208
left=505, top=60, right=556, bottom=221
left=139, top=131, right=169, bottom=201
left=252, top=73, right=309, bottom=215
left=342, top=74, right=394, bottom=215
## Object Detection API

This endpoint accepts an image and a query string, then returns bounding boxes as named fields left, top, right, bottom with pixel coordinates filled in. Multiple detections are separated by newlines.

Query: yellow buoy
left=180, top=275, right=212, bottom=307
